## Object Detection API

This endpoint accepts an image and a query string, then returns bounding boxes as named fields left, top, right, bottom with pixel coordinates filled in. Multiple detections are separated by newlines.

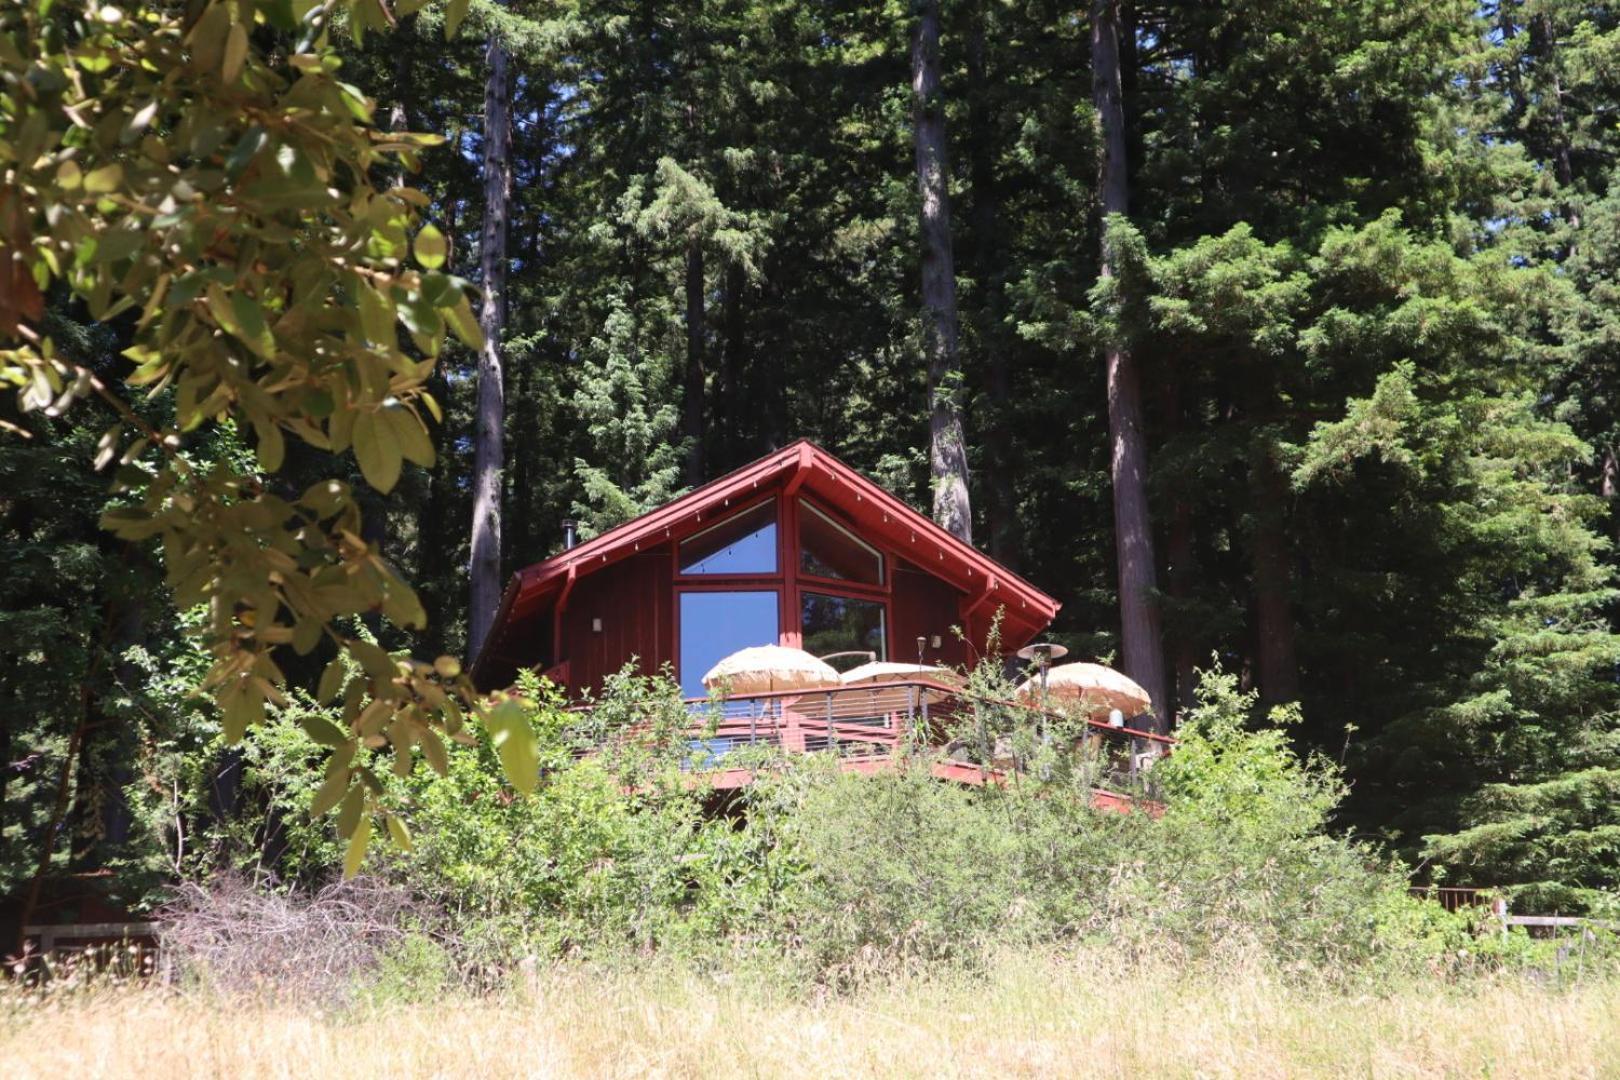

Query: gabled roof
left=473, top=440, right=1060, bottom=680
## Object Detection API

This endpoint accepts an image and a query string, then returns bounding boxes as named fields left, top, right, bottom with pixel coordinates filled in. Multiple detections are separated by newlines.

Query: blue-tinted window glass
left=800, top=502, right=883, bottom=585
left=679, top=590, right=780, bottom=697
left=679, top=502, right=778, bottom=574
left=800, top=592, right=886, bottom=662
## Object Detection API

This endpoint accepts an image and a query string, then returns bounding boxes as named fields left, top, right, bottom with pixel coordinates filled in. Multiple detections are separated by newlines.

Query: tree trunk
left=1602, top=444, right=1618, bottom=543
left=912, top=0, right=972, bottom=544
left=966, top=0, right=1016, bottom=568
left=1092, top=0, right=1168, bottom=730
left=1161, top=378, right=1196, bottom=720
left=468, top=33, right=511, bottom=660
left=1250, top=441, right=1300, bottom=706
left=683, top=234, right=706, bottom=487
left=720, top=261, right=748, bottom=466
left=1530, top=13, right=1581, bottom=234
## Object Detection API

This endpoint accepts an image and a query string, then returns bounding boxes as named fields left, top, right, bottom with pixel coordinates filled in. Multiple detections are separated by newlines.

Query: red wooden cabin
left=472, top=441, right=1164, bottom=806
left=472, top=440, right=1060, bottom=697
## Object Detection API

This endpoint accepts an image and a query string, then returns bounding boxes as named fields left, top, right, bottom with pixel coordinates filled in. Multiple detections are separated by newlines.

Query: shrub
left=135, top=658, right=1490, bottom=992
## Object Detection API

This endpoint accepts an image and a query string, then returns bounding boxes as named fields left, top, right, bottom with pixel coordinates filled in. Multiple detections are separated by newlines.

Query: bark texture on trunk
left=1161, top=379, right=1196, bottom=720
left=966, top=0, right=1017, bottom=568
left=720, top=261, right=748, bottom=466
left=1602, top=445, right=1618, bottom=543
left=469, top=34, right=511, bottom=659
left=1250, top=442, right=1300, bottom=706
left=1092, top=0, right=1168, bottom=729
left=912, top=0, right=972, bottom=544
left=683, top=235, right=706, bottom=487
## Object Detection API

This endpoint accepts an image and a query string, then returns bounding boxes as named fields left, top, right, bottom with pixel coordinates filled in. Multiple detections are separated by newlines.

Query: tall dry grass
left=4, top=953, right=1617, bottom=1079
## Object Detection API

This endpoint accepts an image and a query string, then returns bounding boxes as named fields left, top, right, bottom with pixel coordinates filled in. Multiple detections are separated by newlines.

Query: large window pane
left=801, top=591, right=886, bottom=665
left=679, top=501, right=777, bottom=575
left=799, top=501, right=883, bottom=585
left=679, top=591, right=780, bottom=696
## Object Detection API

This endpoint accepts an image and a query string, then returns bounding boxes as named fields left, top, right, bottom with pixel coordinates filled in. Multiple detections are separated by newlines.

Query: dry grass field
left=4, top=954, right=1617, bottom=1079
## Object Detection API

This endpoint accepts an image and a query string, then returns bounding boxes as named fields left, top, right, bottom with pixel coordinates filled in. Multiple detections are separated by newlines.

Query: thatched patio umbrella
left=702, top=644, right=841, bottom=695
left=838, top=661, right=963, bottom=687
left=1017, top=661, right=1151, bottom=722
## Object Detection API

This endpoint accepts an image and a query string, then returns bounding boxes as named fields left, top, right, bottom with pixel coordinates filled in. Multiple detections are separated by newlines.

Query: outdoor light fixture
left=1015, top=642, right=1070, bottom=776
left=591, top=617, right=603, bottom=633
left=1015, top=641, right=1070, bottom=705
left=1108, top=708, right=1125, bottom=728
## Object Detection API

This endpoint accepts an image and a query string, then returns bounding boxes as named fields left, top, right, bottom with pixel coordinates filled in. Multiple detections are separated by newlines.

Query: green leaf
left=444, top=0, right=469, bottom=39
left=445, top=294, right=484, bottom=351
left=219, top=680, right=263, bottom=742
left=358, top=282, right=395, bottom=349
left=413, top=224, right=448, bottom=270
left=386, top=814, right=412, bottom=852
left=346, top=638, right=396, bottom=681
left=380, top=578, right=428, bottom=630
left=336, top=783, right=365, bottom=838
left=83, top=163, right=123, bottom=193
left=383, top=404, right=434, bottom=467
left=343, top=812, right=372, bottom=878
left=485, top=699, right=539, bottom=794
left=254, top=418, right=285, bottom=471
left=353, top=409, right=403, bottom=493
left=224, top=125, right=267, bottom=178
left=310, top=767, right=351, bottom=817
left=298, top=714, right=349, bottom=747
left=121, top=100, right=157, bottom=144
left=318, top=657, right=347, bottom=702
left=230, top=291, right=277, bottom=358
left=419, top=728, right=449, bottom=776
left=222, top=21, right=248, bottom=82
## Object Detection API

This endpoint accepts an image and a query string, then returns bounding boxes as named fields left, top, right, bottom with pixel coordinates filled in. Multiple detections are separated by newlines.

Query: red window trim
left=669, top=493, right=904, bottom=687
left=673, top=493, right=782, bottom=581
left=673, top=585, right=787, bottom=692
left=797, top=496, right=888, bottom=589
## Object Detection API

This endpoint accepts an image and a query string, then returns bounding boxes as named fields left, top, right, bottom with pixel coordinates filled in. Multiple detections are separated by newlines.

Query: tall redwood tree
left=1092, top=0, right=1168, bottom=728
left=470, top=30, right=512, bottom=657
left=911, top=0, right=973, bottom=544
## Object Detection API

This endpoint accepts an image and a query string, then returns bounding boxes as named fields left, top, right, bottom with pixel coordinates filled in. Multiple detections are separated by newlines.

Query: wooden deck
left=587, top=677, right=1169, bottom=812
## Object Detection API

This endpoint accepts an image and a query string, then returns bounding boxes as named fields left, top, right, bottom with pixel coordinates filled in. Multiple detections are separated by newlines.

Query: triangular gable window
left=679, top=500, right=777, bottom=575
left=799, top=501, right=882, bottom=586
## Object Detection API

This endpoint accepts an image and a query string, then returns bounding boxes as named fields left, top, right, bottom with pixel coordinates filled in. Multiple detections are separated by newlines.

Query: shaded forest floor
left=4, top=953, right=1617, bottom=1079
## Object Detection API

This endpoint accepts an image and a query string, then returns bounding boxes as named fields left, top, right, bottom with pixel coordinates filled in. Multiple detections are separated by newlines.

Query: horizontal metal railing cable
left=560, top=679, right=1173, bottom=796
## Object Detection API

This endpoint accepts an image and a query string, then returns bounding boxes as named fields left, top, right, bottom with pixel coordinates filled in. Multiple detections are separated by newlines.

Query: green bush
left=140, top=657, right=1534, bottom=990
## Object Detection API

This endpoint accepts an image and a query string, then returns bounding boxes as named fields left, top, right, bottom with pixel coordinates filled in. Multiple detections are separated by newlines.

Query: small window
left=801, top=591, right=886, bottom=662
left=680, top=501, right=777, bottom=575
left=799, top=502, right=883, bottom=585
left=679, top=590, right=780, bottom=697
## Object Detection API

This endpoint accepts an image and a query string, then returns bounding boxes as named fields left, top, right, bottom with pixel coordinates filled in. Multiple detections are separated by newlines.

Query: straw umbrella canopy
left=702, top=645, right=841, bottom=695
left=839, top=661, right=963, bottom=687
left=1016, top=661, right=1151, bottom=719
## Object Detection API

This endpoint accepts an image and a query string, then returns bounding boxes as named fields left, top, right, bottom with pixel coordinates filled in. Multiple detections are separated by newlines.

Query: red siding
left=890, top=559, right=971, bottom=669
left=558, top=546, right=674, bottom=695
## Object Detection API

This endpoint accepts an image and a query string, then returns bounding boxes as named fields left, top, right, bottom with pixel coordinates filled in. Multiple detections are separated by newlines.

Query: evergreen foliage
left=5, top=0, right=1620, bottom=916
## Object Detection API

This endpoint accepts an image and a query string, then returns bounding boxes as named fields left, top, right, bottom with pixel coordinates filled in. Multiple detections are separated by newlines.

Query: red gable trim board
left=472, top=440, right=1059, bottom=688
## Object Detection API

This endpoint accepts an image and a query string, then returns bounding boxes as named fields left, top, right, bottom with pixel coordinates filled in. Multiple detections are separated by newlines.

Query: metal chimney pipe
left=561, top=519, right=578, bottom=551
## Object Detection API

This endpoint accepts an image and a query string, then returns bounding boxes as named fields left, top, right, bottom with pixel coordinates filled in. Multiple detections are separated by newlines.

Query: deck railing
left=576, top=677, right=1171, bottom=800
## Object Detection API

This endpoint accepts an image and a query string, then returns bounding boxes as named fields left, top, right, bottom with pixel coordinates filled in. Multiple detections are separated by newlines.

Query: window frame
left=674, top=585, right=785, bottom=698
left=797, top=498, right=886, bottom=589
left=798, top=587, right=889, bottom=665
left=667, top=493, right=899, bottom=692
left=674, top=495, right=782, bottom=580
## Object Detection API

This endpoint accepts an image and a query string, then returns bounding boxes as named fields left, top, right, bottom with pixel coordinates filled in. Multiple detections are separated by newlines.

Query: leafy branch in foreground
left=0, top=0, right=538, bottom=869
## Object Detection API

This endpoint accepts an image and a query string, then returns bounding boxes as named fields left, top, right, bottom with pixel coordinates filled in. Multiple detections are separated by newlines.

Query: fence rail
left=573, top=677, right=1165, bottom=803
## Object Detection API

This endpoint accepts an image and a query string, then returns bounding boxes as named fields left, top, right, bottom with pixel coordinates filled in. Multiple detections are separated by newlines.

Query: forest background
left=5, top=0, right=1620, bottom=923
